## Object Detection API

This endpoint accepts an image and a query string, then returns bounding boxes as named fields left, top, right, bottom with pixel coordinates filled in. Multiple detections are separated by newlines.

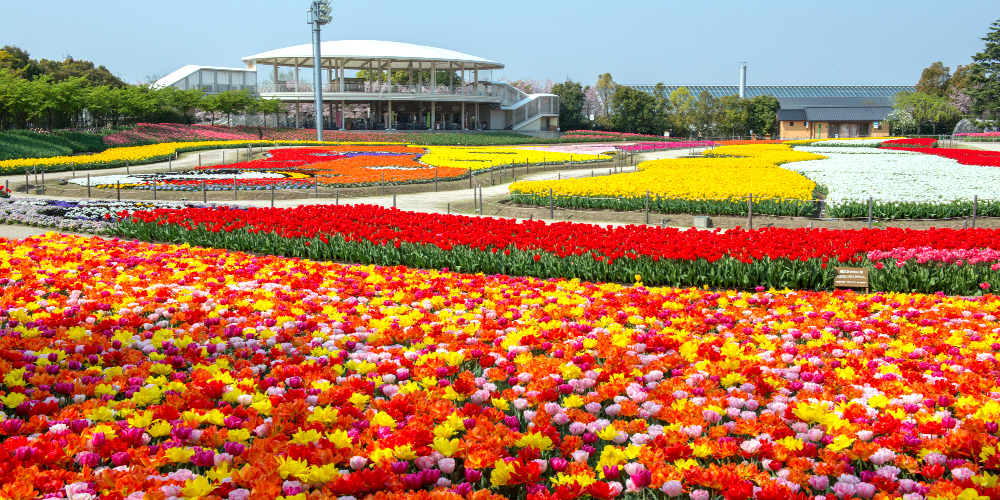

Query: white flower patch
left=68, top=171, right=286, bottom=186
left=806, top=138, right=896, bottom=147
left=792, top=147, right=1000, bottom=204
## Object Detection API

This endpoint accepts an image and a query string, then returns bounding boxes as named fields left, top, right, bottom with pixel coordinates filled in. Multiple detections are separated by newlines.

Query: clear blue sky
left=4, top=0, right=998, bottom=87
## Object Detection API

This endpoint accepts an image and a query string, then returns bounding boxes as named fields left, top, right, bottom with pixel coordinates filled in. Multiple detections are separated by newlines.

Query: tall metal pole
left=308, top=1, right=331, bottom=142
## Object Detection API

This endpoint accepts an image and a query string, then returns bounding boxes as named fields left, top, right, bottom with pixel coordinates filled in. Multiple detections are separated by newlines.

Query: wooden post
left=393, top=193, right=396, bottom=208
left=336, top=190, right=339, bottom=205
left=203, top=180, right=207, bottom=203
left=549, top=188, right=554, bottom=219
left=748, top=193, right=753, bottom=230
left=199, top=154, right=202, bottom=168
left=973, top=195, right=978, bottom=229
left=867, top=196, right=873, bottom=230
left=314, top=175, right=318, bottom=198
left=473, top=185, right=478, bottom=213
left=645, top=190, right=650, bottom=225
left=270, top=184, right=275, bottom=208
left=25, top=170, right=29, bottom=194
left=40, top=171, right=44, bottom=194
left=234, top=176, right=238, bottom=200
left=447, top=202, right=450, bottom=214
left=469, top=167, right=473, bottom=188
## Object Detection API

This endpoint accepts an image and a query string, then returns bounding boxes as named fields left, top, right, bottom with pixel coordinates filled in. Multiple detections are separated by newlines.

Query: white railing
left=261, top=81, right=511, bottom=98
left=505, top=95, right=559, bottom=130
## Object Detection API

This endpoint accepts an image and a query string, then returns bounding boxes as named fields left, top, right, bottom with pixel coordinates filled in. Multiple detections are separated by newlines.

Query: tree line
left=887, top=19, right=1000, bottom=135
left=547, top=75, right=780, bottom=137
left=0, top=45, right=279, bottom=131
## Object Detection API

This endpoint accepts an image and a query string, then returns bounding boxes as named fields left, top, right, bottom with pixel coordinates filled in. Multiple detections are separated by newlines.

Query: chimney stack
left=739, top=62, right=747, bottom=99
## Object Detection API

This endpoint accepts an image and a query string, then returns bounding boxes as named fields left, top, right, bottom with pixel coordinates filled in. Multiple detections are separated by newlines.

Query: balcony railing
left=258, top=81, right=509, bottom=98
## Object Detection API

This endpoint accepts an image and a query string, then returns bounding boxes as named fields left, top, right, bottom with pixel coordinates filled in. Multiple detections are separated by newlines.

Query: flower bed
left=0, top=199, right=212, bottom=234
left=561, top=130, right=665, bottom=141
left=67, top=145, right=605, bottom=191
left=114, top=204, right=1000, bottom=294
left=792, top=147, right=1000, bottom=219
left=785, top=138, right=900, bottom=148
left=880, top=147, right=1000, bottom=168
left=617, top=142, right=715, bottom=152
left=0, top=140, right=339, bottom=175
left=880, top=138, right=937, bottom=148
left=508, top=145, right=821, bottom=217
left=4, top=232, right=1000, bottom=499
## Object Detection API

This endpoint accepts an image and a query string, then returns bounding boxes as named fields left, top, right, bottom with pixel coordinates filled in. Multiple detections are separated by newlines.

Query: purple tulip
left=223, top=442, right=245, bottom=457
left=14, top=446, right=34, bottom=462
left=631, top=468, right=652, bottom=489
left=452, top=483, right=473, bottom=496
left=111, top=452, right=130, bottom=466
left=78, top=452, right=100, bottom=468
left=91, top=432, right=107, bottom=448
left=173, top=427, right=192, bottom=441
left=987, top=421, right=999, bottom=434
left=420, top=469, right=441, bottom=485
left=191, top=450, right=216, bottom=467
left=390, top=461, right=409, bottom=474
left=69, top=419, right=89, bottom=434
left=549, top=458, right=568, bottom=472
left=1, top=419, right=23, bottom=435
left=603, top=465, right=620, bottom=480
left=465, top=469, right=482, bottom=482
left=401, top=473, right=423, bottom=490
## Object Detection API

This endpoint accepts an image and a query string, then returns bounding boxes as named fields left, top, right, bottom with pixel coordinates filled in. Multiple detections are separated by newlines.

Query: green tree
left=718, top=95, right=750, bottom=137
left=893, top=91, right=961, bottom=134
left=609, top=85, right=658, bottom=134
left=0, top=68, right=39, bottom=129
left=669, top=87, right=695, bottom=136
left=915, top=61, right=952, bottom=97
left=0, top=45, right=42, bottom=79
left=549, top=79, right=588, bottom=132
left=747, top=95, right=780, bottom=137
left=163, top=87, right=205, bottom=124
left=690, top=91, right=719, bottom=137
left=652, top=83, right=671, bottom=134
left=213, top=89, right=255, bottom=126
left=595, top=73, right=615, bottom=116
left=36, top=56, right=126, bottom=88
left=968, top=19, right=1000, bottom=127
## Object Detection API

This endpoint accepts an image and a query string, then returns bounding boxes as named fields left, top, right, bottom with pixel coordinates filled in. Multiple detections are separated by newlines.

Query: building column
left=328, top=101, right=334, bottom=131
left=462, top=101, right=466, bottom=130
left=430, top=101, right=436, bottom=131
left=273, top=63, right=279, bottom=92
left=339, top=59, right=345, bottom=93
left=387, top=100, right=392, bottom=130
left=474, top=67, right=479, bottom=95
left=294, top=64, right=299, bottom=90
left=431, top=62, right=436, bottom=93
left=295, top=101, right=300, bottom=128
left=341, top=100, right=346, bottom=130
left=386, top=59, right=392, bottom=94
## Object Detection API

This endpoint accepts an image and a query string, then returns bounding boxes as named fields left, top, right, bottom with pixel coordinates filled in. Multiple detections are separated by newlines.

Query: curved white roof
left=242, top=40, right=503, bottom=70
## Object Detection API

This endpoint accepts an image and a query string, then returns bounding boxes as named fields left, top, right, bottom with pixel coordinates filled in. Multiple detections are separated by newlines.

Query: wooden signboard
left=834, top=267, right=869, bottom=293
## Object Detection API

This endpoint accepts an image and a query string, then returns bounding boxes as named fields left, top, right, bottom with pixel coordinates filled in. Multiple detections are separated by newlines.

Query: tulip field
left=54, top=144, right=605, bottom=192
left=109, top=203, right=1000, bottom=295
left=3, top=231, right=1000, bottom=500
left=509, top=145, right=822, bottom=217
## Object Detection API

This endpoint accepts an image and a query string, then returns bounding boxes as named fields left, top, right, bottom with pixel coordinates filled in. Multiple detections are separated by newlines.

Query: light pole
left=308, top=0, right=332, bottom=141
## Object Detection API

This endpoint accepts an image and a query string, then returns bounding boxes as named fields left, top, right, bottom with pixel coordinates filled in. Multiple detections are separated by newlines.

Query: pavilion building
left=243, top=40, right=559, bottom=132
